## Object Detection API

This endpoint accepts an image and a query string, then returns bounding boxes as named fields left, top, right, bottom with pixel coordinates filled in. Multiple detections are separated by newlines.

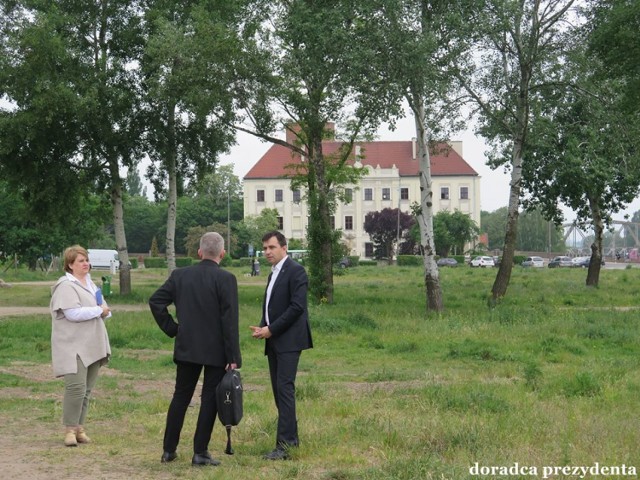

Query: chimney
left=285, top=122, right=336, bottom=144
left=411, top=137, right=417, bottom=160
left=285, top=123, right=302, bottom=145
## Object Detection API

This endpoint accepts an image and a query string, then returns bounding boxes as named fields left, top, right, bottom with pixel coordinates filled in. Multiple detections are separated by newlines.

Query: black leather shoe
left=263, top=448, right=289, bottom=460
left=161, top=451, right=177, bottom=463
left=192, top=451, right=221, bottom=466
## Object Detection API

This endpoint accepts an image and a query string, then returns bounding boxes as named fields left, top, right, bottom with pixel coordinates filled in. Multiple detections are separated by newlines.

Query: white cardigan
left=50, top=274, right=111, bottom=377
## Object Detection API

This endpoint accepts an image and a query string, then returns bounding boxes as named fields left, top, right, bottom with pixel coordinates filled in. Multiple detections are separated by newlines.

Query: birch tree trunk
left=490, top=135, right=523, bottom=303
left=165, top=102, right=177, bottom=273
left=413, top=98, right=443, bottom=312
left=110, top=161, right=131, bottom=295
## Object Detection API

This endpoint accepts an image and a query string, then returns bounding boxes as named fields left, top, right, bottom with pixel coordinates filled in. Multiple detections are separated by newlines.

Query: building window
left=365, top=243, right=374, bottom=258
left=345, top=216, right=353, bottom=230
left=277, top=216, right=284, bottom=230
left=345, top=188, right=353, bottom=204
left=401, top=187, right=409, bottom=200
left=364, top=188, right=373, bottom=201
left=293, top=189, right=301, bottom=203
left=460, top=186, right=469, bottom=200
left=275, top=189, right=283, bottom=202
left=440, top=187, right=449, bottom=200
left=257, top=189, right=265, bottom=202
left=330, top=216, right=335, bottom=229
left=382, top=188, right=391, bottom=200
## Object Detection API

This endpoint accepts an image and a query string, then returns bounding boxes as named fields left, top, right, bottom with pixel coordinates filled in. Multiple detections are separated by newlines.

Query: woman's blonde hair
left=63, top=245, right=89, bottom=273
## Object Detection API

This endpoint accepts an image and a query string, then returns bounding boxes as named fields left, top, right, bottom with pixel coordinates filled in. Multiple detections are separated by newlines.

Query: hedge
left=144, top=257, right=167, bottom=268
left=359, top=259, right=378, bottom=266
left=175, top=257, right=194, bottom=267
left=347, top=255, right=360, bottom=266
left=397, top=255, right=421, bottom=266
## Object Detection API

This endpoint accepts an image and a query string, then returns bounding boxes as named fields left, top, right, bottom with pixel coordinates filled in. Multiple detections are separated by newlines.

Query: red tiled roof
left=244, top=140, right=478, bottom=179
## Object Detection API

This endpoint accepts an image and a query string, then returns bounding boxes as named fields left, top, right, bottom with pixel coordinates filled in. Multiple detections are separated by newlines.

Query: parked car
left=572, top=256, right=605, bottom=268
left=337, top=256, right=352, bottom=269
left=437, top=257, right=458, bottom=267
left=548, top=256, right=573, bottom=268
left=522, top=256, right=544, bottom=268
left=470, top=255, right=495, bottom=267
left=571, top=256, right=590, bottom=267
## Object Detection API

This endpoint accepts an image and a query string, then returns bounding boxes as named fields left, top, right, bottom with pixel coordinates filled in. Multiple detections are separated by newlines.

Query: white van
left=88, top=249, right=119, bottom=271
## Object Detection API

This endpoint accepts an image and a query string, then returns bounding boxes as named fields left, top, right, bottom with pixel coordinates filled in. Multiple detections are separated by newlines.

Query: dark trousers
left=266, top=344, right=301, bottom=448
left=163, top=361, right=226, bottom=454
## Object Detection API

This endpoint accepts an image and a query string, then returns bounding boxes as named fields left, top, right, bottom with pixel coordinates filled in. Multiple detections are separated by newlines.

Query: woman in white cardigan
left=50, top=245, right=111, bottom=447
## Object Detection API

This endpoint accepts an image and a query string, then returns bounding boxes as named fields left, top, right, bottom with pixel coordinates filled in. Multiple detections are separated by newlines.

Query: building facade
left=243, top=131, right=480, bottom=258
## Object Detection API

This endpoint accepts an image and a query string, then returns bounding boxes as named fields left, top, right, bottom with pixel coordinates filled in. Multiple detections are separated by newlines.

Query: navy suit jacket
left=149, top=259, right=242, bottom=368
left=260, top=257, right=313, bottom=354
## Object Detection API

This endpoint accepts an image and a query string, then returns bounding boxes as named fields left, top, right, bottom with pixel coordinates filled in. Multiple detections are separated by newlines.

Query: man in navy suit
left=250, top=231, right=313, bottom=460
left=150, top=232, right=241, bottom=467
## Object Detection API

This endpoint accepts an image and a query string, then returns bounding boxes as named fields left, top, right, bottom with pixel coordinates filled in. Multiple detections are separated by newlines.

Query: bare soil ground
left=0, top=306, right=199, bottom=480
left=0, top=361, right=180, bottom=480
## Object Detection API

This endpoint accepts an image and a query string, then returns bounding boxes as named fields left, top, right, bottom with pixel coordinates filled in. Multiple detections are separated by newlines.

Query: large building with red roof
left=243, top=128, right=480, bottom=258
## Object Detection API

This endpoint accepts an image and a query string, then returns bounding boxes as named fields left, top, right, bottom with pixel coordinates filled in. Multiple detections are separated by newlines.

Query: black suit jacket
left=260, top=257, right=313, bottom=354
left=149, top=259, right=242, bottom=368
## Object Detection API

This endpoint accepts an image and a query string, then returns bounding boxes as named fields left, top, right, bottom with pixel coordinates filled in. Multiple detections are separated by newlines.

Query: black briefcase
left=216, top=369, right=243, bottom=454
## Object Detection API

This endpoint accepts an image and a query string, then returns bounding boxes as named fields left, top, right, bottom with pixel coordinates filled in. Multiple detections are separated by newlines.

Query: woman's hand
left=100, top=304, right=111, bottom=319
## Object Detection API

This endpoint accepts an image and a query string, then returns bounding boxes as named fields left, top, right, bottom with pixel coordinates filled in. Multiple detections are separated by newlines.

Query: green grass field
left=0, top=265, right=638, bottom=479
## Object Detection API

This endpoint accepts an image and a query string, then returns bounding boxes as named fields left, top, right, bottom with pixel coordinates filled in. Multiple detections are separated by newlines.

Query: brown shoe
left=76, top=426, right=91, bottom=444
left=64, top=428, right=78, bottom=447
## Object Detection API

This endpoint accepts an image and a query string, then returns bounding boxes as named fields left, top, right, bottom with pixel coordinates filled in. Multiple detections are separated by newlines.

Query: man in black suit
left=251, top=231, right=313, bottom=460
left=150, top=232, right=241, bottom=467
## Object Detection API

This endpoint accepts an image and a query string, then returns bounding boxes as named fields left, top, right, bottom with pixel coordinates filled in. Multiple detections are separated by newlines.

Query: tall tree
left=227, top=0, right=401, bottom=303
left=142, top=1, right=239, bottom=271
left=0, top=181, right=108, bottom=269
left=125, top=166, right=147, bottom=198
left=456, top=0, right=577, bottom=303
left=122, top=195, right=165, bottom=254
left=588, top=0, right=640, bottom=113
left=361, top=0, right=469, bottom=311
left=0, top=0, right=144, bottom=294
left=433, top=210, right=480, bottom=257
left=522, top=40, right=640, bottom=286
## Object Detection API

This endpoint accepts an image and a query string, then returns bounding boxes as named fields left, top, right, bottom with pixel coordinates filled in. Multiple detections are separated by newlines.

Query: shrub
left=129, top=258, right=138, bottom=269
left=144, top=257, right=167, bottom=268
left=397, top=255, right=421, bottom=266
left=359, top=259, right=377, bottom=266
left=175, top=257, right=193, bottom=267
left=452, top=255, right=466, bottom=265
left=513, top=255, right=527, bottom=266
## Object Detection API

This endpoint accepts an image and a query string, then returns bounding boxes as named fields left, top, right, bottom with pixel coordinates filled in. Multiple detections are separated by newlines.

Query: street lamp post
left=227, top=189, right=231, bottom=254
left=396, top=179, right=401, bottom=258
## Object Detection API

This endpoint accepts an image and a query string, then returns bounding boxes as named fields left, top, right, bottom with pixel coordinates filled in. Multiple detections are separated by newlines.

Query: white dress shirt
left=264, top=255, right=288, bottom=325
left=62, top=272, right=111, bottom=321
